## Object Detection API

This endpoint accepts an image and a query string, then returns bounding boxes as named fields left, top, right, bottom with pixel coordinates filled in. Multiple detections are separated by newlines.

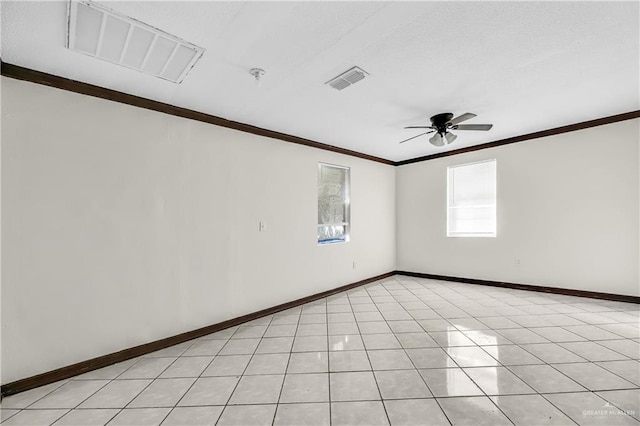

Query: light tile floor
left=2, top=276, right=639, bottom=425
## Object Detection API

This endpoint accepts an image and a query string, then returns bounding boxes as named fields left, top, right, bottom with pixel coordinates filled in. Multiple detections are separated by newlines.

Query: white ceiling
left=2, top=1, right=639, bottom=162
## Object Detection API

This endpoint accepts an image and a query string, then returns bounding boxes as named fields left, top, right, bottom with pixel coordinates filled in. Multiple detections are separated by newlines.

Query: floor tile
left=329, top=350, right=371, bottom=372
left=297, top=324, right=328, bottom=336
left=182, top=339, right=225, bottom=356
left=388, top=320, right=423, bottom=333
left=529, top=326, right=587, bottom=342
left=520, top=343, right=586, bottom=363
left=507, top=364, right=585, bottom=393
left=483, top=344, right=545, bottom=365
left=462, top=329, right=513, bottom=346
left=328, top=322, right=360, bottom=335
left=490, top=394, right=574, bottom=425
left=299, top=314, right=326, bottom=324
left=331, top=401, right=389, bottom=425
left=477, top=317, right=521, bottom=329
left=330, top=372, right=381, bottom=401
left=245, top=353, right=290, bottom=375
left=274, top=403, right=330, bottom=425
left=564, top=325, right=624, bottom=341
left=279, top=373, right=329, bottom=403
left=394, top=332, right=438, bottom=349
left=544, top=392, right=639, bottom=425
left=108, top=408, right=171, bottom=426
left=264, top=324, right=297, bottom=338
left=328, top=304, right=353, bottom=313
left=496, top=328, right=549, bottom=344
left=449, top=317, right=488, bottom=331
left=362, top=333, right=401, bottom=350
left=507, top=315, right=554, bottom=328
left=464, top=366, right=535, bottom=395
left=118, top=358, right=176, bottom=379
left=329, top=334, right=365, bottom=351
left=177, top=376, right=239, bottom=406
left=0, top=409, right=20, bottom=423
left=1, top=381, right=68, bottom=409
left=596, top=389, right=640, bottom=421
left=79, top=379, right=152, bottom=408
left=293, top=335, right=328, bottom=352
left=218, top=339, right=260, bottom=355
left=159, top=356, right=212, bottom=378
left=73, top=359, right=138, bottom=380
left=232, top=325, right=267, bottom=339
left=438, top=396, right=512, bottom=425
left=596, top=360, right=640, bottom=386
left=271, top=315, right=301, bottom=326
left=1, top=409, right=68, bottom=426
left=30, top=380, right=108, bottom=409
left=201, top=355, right=251, bottom=377
left=228, top=374, right=284, bottom=404
left=128, top=378, right=195, bottom=408
left=446, top=347, right=499, bottom=367
left=355, top=311, right=384, bottom=322
left=374, top=369, right=431, bottom=399
left=358, top=322, right=393, bottom=334
left=598, top=323, right=640, bottom=339
left=53, top=408, right=119, bottom=425
left=367, top=349, right=414, bottom=370
left=161, top=406, right=223, bottom=425
left=255, top=337, right=294, bottom=354
left=286, top=352, right=328, bottom=373
left=596, top=339, right=640, bottom=359
left=552, top=363, right=636, bottom=391
left=419, top=368, right=484, bottom=397
left=406, top=348, right=457, bottom=369
left=328, top=313, right=356, bottom=323
left=417, top=319, right=453, bottom=332
left=384, top=399, right=449, bottom=425
left=560, top=341, right=630, bottom=361
left=429, top=330, right=476, bottom=347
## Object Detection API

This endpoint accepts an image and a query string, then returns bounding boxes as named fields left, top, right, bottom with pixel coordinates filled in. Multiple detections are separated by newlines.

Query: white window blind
left=318, top=163, right=350, bottom=244
left=447, top=159, right=497, bottom=237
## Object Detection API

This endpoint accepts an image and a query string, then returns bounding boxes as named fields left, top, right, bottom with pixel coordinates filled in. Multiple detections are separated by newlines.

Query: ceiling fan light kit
left=400, top=112, right=493, bottom=147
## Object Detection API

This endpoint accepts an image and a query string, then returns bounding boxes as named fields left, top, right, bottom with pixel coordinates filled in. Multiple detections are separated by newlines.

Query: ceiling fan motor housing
left=430, top=112, right=454, bottom=134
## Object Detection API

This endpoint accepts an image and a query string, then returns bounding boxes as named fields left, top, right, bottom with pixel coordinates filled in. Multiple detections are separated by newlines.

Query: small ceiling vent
left=68, top=1, right=205, bottom=83
left=326, top=66, right=369, bottom=90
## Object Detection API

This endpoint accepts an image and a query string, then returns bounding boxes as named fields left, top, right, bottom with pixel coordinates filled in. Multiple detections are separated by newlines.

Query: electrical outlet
left=515, top=258, right=521, bottom=265
left=259, top=221, right=266, bottom=232
left=353, top=261, right=356, bottom=269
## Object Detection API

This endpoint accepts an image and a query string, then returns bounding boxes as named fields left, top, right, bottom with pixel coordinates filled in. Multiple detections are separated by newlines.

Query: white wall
left=397, top=119, right=640, bottom=297
left=0, top=77, right=396, bottom=384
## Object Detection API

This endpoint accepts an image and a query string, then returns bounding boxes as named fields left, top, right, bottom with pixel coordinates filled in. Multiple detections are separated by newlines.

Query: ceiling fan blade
left=448, top=112, right=477, bottom=125
left=429, top=133, right=445, bottom=147
left=404, top=126, right=435, bottom=129
left=444, top=132, right=457, bottom=144
left=399, top=131, right=433, bottom=144
left=455, top=124, right=493, bottom=131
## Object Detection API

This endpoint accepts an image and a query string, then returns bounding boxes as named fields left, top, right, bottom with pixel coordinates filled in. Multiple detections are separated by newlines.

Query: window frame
left=446, top=158, right=497, bottom=238
left=317, top=162, right=351, bottom=245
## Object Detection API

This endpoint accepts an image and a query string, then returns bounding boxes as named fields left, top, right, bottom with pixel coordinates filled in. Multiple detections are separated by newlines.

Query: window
left=318, top=163, right=350, bottom=244
left=447, top=159, right=497, bottom=237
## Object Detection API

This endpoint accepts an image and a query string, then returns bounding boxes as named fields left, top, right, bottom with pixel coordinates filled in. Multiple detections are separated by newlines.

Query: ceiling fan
left=399, top=112, right=493, bottom=147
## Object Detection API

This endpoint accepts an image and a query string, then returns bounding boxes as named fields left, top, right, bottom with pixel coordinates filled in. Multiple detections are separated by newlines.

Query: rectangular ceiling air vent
left=326, top=66, right=369, bottom=90
left=68, top=1, right=205, bottom=84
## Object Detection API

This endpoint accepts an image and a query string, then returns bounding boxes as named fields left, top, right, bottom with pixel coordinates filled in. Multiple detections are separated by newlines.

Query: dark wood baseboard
left=0, top=272, right=394, bottom=398
left=395, top=271, right=640, bottom=304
